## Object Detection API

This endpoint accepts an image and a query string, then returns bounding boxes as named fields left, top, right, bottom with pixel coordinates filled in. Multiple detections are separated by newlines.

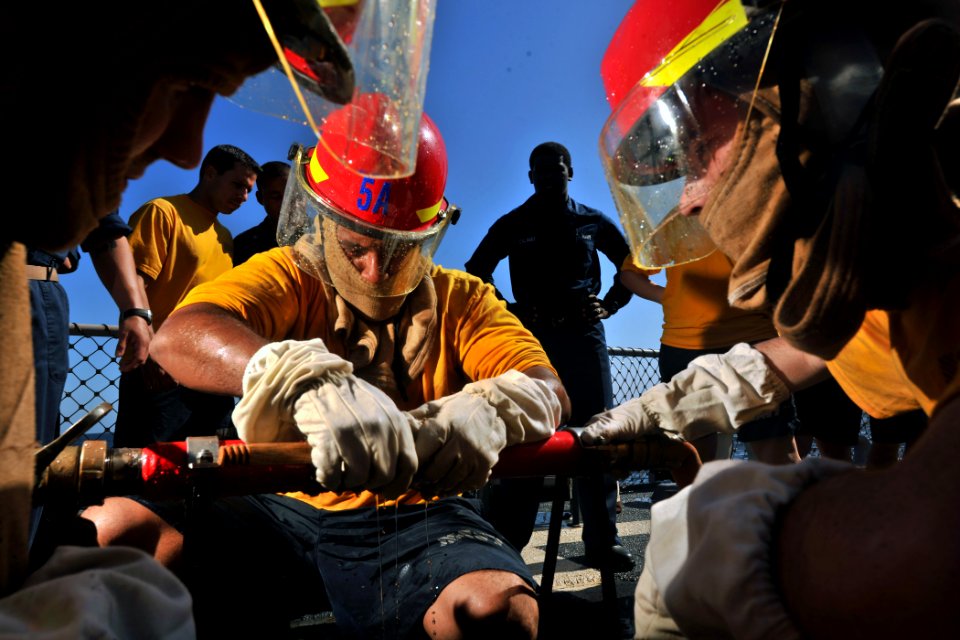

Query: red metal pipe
left=37, top=431, right=701, bottom=504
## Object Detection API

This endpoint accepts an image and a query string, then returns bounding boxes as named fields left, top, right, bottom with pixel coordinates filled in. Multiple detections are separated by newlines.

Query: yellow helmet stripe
left=641, top=0, right=748, bottom=89
left=309, top=147, right=330, bottom=184
left=320, top=0, right=360, bottom=7
left=416, top=199, right=443, bottom=223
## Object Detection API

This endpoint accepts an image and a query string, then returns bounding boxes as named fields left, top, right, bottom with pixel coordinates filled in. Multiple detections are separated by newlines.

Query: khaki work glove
left=580, top=342, right=790, bottom=446
left=635, top=458, right=853, bottom=640
left=409, top=370, right=561, bottom=497
left=233, top=339, right=417, bottom=498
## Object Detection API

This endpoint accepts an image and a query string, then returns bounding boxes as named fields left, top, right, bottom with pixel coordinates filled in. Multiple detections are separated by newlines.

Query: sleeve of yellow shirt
left=127, top=199, right=175, bottom=281
left=177, top=247, right=328, bottom=341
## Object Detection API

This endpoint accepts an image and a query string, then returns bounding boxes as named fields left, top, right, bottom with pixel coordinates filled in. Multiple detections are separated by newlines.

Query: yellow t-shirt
left=622, top=252, right=777, bottom=349
left=128, top=195, right=233, bottom=328
left=827, top=275, right=960, bottom=419
left=180, top=247, right=555, bottom=510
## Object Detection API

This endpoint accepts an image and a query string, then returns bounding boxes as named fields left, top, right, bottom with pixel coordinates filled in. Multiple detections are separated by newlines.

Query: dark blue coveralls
left=28, top=211, right=132, bottom=445
left=465, top=194, right=633, bottom=558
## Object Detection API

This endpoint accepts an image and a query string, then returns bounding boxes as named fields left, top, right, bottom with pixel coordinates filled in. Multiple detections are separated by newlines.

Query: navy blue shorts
left=792, top=377, right=864, bottom=445
left=136, top=494, right=533, bottom=639
left=315, top=496, right=535, bottom=638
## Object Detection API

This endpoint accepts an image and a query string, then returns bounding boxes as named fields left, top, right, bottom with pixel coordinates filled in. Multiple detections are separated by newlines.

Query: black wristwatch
left=120, top=308, right=153, bottom=326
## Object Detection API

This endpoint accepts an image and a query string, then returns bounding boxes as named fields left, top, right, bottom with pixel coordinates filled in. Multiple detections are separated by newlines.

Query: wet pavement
left=525, top=472, right=678, bottom=639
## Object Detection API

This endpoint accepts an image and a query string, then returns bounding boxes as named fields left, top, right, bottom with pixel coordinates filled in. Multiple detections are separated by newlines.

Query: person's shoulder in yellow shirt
left=621, top=251, right=776, bottom=349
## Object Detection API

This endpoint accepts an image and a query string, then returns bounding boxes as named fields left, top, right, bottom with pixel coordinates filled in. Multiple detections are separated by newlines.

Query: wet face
left=206, top=163, right=258, bottom=215
left=676, top=126, right=739, bottom=217
left=256, top=171, right=291, bottom=220
left=529, top=153, right=572, bottom=198
left=335, top=226, right=414, bottom=285
left=675, top=93, right=743, bottom=217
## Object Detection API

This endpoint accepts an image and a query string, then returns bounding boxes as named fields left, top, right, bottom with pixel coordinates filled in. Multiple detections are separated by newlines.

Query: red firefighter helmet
left=306, top=99, right=448, bottom=231
left=279, top=107, right=455, bottom=320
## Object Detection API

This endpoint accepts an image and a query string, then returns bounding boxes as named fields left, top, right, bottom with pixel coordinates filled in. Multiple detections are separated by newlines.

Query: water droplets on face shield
left=232, top=0, right=439, bottom=179
left=599, top=0, right=779, bottom=268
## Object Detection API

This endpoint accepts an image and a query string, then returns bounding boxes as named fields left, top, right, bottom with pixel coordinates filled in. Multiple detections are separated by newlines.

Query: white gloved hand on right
left=409, top=369, right=561, bottom=497
left=408, top=391, right=504, bottom=496
left=581, top=342, right=790, bottom=446
left=233, top=339, right=417, bottom=498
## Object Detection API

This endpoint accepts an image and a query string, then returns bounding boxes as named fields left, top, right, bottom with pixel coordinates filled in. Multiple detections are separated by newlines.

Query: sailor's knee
left=81, top=497, right=182, bottom=567
left=430, top=570, right=538, bottom=639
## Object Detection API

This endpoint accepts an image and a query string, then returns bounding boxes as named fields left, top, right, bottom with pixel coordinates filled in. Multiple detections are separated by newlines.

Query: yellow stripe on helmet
left=641, top=0, right=748, bottom=89
left=309, top=147, right=330, bottom=184
left=319, top=0, right=361, bottom=6
left=416, top=199, right=443, bottom=224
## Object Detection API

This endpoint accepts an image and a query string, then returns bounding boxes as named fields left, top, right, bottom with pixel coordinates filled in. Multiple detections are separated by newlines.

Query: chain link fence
left=608, top=347, right=661, bottom=405
left=65, top=324, right=895, bottom=466
left=62, top=325, right=667, bottom=442
left=62, top=324, right=124, bottom=441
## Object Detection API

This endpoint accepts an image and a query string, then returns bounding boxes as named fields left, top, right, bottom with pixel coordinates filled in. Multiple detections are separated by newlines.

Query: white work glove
left=233, top=339, right=417, bottom=498
left=409, top=369, right=561, bottom=497
left=634, top=457, right=853, bottom=640
left=581, top=342, right=790, bottom=446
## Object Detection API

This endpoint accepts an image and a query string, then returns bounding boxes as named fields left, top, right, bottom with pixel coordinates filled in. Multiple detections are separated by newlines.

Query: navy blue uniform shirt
left=27, top=211, right=132, bottom=272
left=465, top=195, right=632, bottom=318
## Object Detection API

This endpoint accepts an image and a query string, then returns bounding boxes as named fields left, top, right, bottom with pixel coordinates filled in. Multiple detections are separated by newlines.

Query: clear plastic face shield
left=280, top=144, right=455, bottom=304
left=232, top=0, right=438, bottom=178
left=599, top=2, right=778, bottom=268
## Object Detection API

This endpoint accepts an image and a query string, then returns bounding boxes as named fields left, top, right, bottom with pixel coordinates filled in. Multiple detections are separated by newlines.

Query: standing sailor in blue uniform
left=466, top=141, right=635, bottom=570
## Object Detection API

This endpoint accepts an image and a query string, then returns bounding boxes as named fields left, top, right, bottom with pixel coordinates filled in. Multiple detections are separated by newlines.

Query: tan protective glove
left=580, top=342, right=790, bottom=446
left=233, top=339, right=417, bottom=498
left=409, top=370, right=561, bottom=497
left=635, top=458, right=852, bottom=640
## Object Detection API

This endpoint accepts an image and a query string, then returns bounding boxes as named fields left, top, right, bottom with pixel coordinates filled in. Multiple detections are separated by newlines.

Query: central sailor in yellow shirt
left=83, top=112, right=570, bottom=639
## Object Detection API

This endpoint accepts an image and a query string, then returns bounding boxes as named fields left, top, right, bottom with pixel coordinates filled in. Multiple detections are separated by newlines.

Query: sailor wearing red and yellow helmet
left=92, top=107, right=571, bottom=637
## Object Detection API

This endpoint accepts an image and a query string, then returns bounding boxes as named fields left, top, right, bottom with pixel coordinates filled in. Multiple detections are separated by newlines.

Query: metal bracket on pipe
left=186, top=436, right=220, bottom=469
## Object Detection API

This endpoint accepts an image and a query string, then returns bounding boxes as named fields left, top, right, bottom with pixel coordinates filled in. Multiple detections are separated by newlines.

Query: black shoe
left=584, top=544, right=635, bottom=572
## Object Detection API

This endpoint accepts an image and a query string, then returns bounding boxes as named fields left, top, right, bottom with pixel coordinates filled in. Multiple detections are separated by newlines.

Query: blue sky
left=64, top=0, right=666, bottom=351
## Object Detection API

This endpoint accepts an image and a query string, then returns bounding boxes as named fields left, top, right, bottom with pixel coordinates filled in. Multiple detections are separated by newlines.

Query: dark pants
left=29, top=279, right=69, bottom=445
left=792, top=376, right=864, bottom=446
left=158, top=494, right=532, bottom=639
left=793, top=376, right=927, bottom=447
left=482, top=320, right=621, bottom=555
left=870, top=410, right=927, bottom=445
left=28, top=278, right=70, bottom=549
left=114, top=367, right=237, bottom=447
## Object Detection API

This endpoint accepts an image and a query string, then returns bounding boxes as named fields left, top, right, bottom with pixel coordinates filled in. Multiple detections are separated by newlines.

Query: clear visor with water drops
left=599, top=0, right=779, bottom=268
left=277, top=141, right=459, bottom=299
left=232, top=0, right=439, bottom=179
